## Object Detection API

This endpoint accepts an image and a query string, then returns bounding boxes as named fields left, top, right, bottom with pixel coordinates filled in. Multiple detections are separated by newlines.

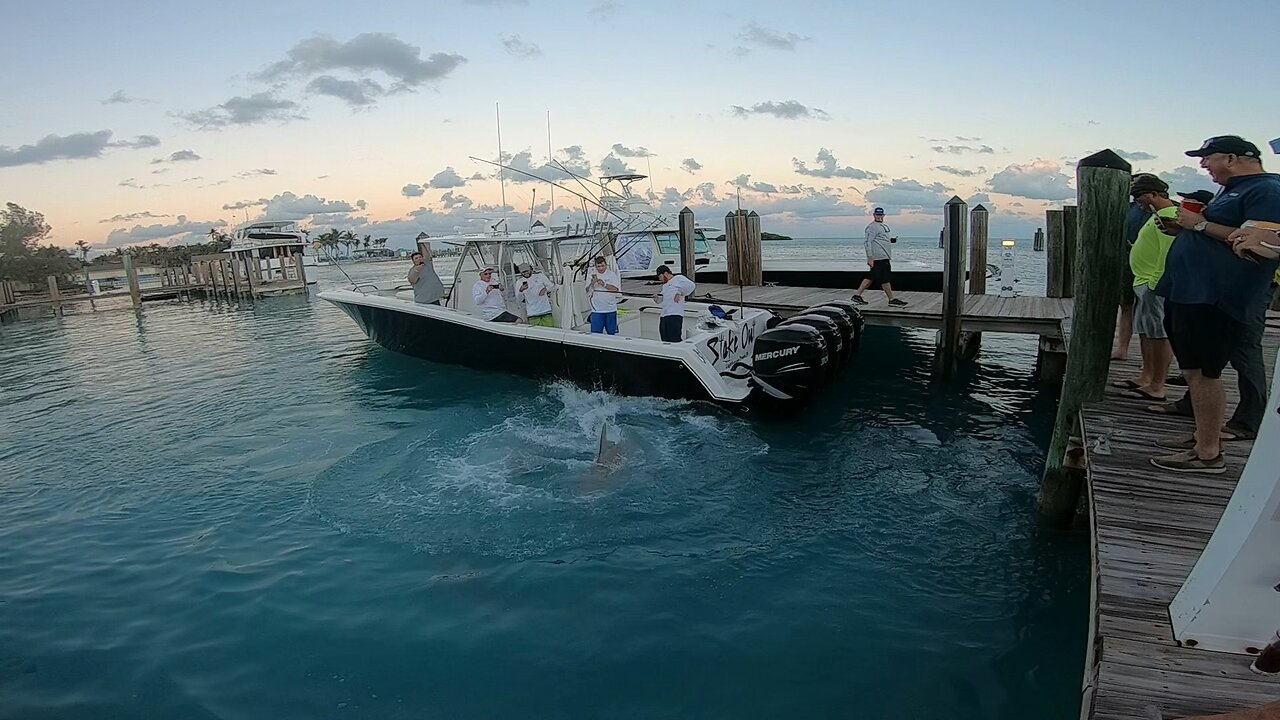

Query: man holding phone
left=1148, top=135, right=1280, bottom=473
left=471, top=267, right=521, bottom=323
left=586, top=256, right=621, bottom=334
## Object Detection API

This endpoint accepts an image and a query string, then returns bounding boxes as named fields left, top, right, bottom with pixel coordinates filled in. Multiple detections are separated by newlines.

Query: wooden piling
left=1033, top=227, right=1045, bottom=252
left=230, top=259, right=242, bottom=297
left=1038, top=149, right=1132, bottom=525
left=935, top=196, right=968, bottom=378
left=242, top=255, right=257, bottom=298
left=724, top=210, right=762, bottom=286
left=968, top=205, right=989, bottom=295
left=938, top=228, right=944, bottom=249
left=1062, top=205, right=1078, bottom=295
left=47, top=275, right=62, bottom=315
left=122, top=254, right=141, bottom=309
left=292, top=253, right=306, bottom=290
left=1046, top=210, right=1066, bottom=297
left=677, top=206, right=696, bottom=279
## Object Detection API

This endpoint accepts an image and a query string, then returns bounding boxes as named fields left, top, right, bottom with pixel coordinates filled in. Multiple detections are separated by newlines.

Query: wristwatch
left=1194, top=220, right=1208, bottom=232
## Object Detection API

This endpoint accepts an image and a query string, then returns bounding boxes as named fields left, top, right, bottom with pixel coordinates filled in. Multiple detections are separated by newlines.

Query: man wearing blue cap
left=852, top=207, right=906, bottom=306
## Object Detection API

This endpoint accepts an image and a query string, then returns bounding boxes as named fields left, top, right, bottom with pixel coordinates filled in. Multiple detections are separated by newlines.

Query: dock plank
left=1082, top=324, right=1280, bottom=719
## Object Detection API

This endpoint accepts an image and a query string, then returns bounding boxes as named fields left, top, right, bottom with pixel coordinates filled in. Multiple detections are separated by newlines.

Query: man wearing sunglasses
left=472, top=267, right=521, bottom=323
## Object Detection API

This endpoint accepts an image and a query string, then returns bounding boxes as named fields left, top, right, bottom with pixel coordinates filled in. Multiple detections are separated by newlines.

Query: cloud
left=936, top=165, right=985, bottom=177
left=599, top=154, right=636, bottom=176
left=468, top=172, right=485, bottom=181
left=988, top=160, right=1075, bottom=201
left=501, top=34, right=541, bottom=58
left=102, top=90, right=146, bottom=105
left=257, top=33, right=466, bottom=95
left=732, top=174, right=779, bottom=193
left=259, top=192, right=363, bottom=221
left=737, top=23, right=808, bottom=53
left=306, top=76, right=384, bottom=107
left=107, top=134, right=161, bottom=149
left=588, top=1, right=619, bottom=21
left=955, top=136, right=981, bottom=142
left=235, top=168, right=277, bottom=178
left=222, top=198, right=270, bottom=210
left=0, top=130, right=113, bottom=167
left=966, top=192, right=996, bottom=211
left=500, top=147, right=594, bottom=183
left=428, top=166, right=467, bottom=188
left=102, top=216, right=227, bottom=248
left=731, top=100, right=828, bottom=120
left=152, top=149, right=202, bottom=164
left=99, top=211, right=172, bottom=223
left=119, top=178, right=147, bottom=189
left=402, top=183, right=426, bottom=197
left=932, top=144, right=994, bottom=155
left=1115, top=149, right=1157, bottom=161
left=182, top=92, right=303, bottom=128
left=611, top=143, right=653, bottom=158
left=865, top=178, right=952, bottom=210
left=1157, top=166, right=1218, bottom=195
left=792, top=148, right=880, bottom=180
left=681, top=157, right=702, bottom=174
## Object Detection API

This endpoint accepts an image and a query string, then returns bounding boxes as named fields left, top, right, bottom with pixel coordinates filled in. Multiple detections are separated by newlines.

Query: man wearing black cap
left=652, top=265, right=695, bottom=342
left=1149, top=135, right=1280, bottom=473
left=1114, top=174, right=1177, bottom=400
left=852, top=207, right=906, bottom=306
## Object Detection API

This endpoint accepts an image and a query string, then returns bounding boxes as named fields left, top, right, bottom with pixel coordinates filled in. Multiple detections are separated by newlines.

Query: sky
left=3, top=0, right=1279, bottom=252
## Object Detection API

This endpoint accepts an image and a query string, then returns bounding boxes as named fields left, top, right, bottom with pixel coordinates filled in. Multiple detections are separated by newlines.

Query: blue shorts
left=590, top=311, right=618, bottom=335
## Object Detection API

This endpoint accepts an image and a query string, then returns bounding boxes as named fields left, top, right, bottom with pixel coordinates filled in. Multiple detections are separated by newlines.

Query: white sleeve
left=472, top=282, right=485, bottom=305
left=676, top=276, right=695, bottom=295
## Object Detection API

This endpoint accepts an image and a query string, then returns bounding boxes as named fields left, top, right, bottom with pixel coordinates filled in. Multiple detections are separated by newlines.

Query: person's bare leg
left=882, top=282, right=894, bottom=302
left=1113, top=304, right=1134, bottom=360
left=1135, top=336, right=1155, bottom=388
left=1147, top=338, right=1173, bottom=396
left=853, top=277, right=872, bottom=298
left=1185, top=369, right=1224, bottom=459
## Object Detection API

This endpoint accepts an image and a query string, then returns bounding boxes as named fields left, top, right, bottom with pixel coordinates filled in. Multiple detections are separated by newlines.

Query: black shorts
left=1166, top=302, right=1241, bottom=379
left=869, top=259, right=892, bottom=287
left=659, top=315, right=683, bottom=342
left=491, top=311, right=520, bottom=323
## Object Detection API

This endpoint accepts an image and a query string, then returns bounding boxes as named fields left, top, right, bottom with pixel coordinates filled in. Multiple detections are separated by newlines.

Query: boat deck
left=620, top=279, right=1071, bottom=336
left=1080, top=314, right=1280, bottom=719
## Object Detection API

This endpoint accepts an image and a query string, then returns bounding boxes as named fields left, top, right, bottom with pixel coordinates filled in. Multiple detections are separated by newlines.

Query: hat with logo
left=1185, top=135, right=1261, bottom=158
left=654, top=264, right=673, bottom=280
left=873, top=207, right=885, bottom=215
left=1130, top=174, right=1169, bottom=197
left=1176, top=190, right=1215, bottom=205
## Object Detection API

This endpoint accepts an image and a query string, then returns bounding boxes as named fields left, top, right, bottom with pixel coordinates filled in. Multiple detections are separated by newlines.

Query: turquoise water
left=0, top=239, right=1085, bottom=719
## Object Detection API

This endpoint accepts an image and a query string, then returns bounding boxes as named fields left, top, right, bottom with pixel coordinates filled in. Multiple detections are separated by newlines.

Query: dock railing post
left=935, top=196, right=967, bottom=378
left=678, top=206, right=696, bottom=280
left=1062, top=205, right=1078, bottom=296
left=1033, top=227, right=1045, bottom=252
left=123, top=254, right=141, bottom=309
left=725, top=212, right=740, bottom=285
left=292, top=253, right=306, bottom=291
left=243, top=255, right=257, bottom=298
left=1037, top=149, right=1131, bottom=525
left=745, top=211, right=762, bottom=285
left=230, top=257, right=242, bottom=297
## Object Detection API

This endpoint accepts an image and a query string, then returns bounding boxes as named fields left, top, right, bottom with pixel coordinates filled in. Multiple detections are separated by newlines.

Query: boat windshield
left=654, top=231, right=710, bottom=255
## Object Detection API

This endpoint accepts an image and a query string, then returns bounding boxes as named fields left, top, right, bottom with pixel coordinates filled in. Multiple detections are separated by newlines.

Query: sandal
left=1144, top=401, right=1193, bottom=417
left=1111, top=379, right=1141, bottom=390
left=1123, top=388, right=1166, bottom=401
left=1222, top=424, right=1257, bottom=441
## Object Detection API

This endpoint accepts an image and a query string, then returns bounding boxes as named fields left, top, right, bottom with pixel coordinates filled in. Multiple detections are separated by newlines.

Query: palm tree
left=339, top=230, right=357, bottom=258
left=362, top=234, right=371, bottom=251
left=74, top=240, right=90, bottom=262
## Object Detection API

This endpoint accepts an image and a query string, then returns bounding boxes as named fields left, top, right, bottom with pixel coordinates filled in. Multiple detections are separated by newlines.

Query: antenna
left=495, top=102, right=506, bottom=211
left=546, top=110, right=554, bottom=224
left=529, top=188, right=537, bottom=228
left=646, top=157, right=654, bottom=194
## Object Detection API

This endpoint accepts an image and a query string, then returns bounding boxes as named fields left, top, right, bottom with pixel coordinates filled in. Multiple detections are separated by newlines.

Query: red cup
left=1181, top=199, right=1206, bottom=214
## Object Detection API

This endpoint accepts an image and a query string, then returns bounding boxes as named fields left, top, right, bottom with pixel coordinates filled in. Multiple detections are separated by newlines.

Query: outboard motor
left=750, top=324, right=828, bottom=405
left=781, top=314, right=842, bottom=382
left=813, top=300, right=866, bottom=354
left=801, top=305, right=855, bottom=366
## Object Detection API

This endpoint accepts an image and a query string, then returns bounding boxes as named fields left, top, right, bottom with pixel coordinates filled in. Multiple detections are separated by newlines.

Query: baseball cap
left=480, top=267, right=495, bottom=274
left=873, top=207, right=885, bottom=215
left=654, top=264, right=673, bottom=279
left=1176, top=190, right=1215, bottom=205
left=1185, top=135, right=1261, bottom=158
left=516, top=262, right=531, bottom=272
left=1130, top=174, right=1169, bottom=196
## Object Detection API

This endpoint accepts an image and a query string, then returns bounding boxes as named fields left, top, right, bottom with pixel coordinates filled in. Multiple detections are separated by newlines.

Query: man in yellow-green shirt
left=1117, top=175, right=1179, bottom=400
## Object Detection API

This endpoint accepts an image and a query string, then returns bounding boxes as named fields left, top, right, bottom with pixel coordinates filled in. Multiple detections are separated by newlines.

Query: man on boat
left=586, top=256, right=621, bottom=334
left=852, top=207, right=907, bottom=307
left=516, top=262, right=556, bottom=327
left=472, top=267, right=521, bottom=323
left=1148, top=135, right=1280, bottom=473
left=653, top=264, right=695, bottom=342
left=408, top=249, right=445, bottom=305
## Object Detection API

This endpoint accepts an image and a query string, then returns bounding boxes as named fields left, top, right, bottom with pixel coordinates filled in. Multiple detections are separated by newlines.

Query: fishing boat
left=319, top=228, right=864, bottom=408
left=227, top=220, right=319, bottom=276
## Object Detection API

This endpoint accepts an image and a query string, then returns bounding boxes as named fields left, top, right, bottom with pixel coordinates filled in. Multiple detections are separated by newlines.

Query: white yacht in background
left=228, top=221, right=319, bottom=270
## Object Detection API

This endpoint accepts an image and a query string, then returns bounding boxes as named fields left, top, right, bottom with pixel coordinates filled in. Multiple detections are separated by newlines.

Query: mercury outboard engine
left=750, top=323, right=828, bottom=405
left=812, top=300, right=866, bottom=354
left=781, top=314, right=842, bottom=382
left=801, top=305, right=856, bottom=365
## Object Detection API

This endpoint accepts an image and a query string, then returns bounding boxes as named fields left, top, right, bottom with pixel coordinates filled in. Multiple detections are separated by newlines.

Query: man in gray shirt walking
left=852, top=207, right=907, bottom=306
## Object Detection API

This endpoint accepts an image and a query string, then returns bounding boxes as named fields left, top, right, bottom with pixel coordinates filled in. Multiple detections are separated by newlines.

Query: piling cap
left=1077, top=149, right=1132, bottom=171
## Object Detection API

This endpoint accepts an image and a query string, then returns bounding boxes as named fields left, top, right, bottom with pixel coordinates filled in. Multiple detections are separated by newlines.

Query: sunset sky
left=3, top=0, right=1278, bottom=251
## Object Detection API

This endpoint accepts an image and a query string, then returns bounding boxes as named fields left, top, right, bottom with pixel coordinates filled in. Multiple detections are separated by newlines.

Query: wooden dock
left=620, top=279, right=1072, bottom=337
left=1080, top=315, right=1280, bottom=720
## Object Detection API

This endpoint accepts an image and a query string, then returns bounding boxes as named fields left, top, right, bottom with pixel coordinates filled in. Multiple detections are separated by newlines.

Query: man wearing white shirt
left=586, top=255, right=621, bottom=334
left=471, top=267, right=521, bottom=323
left=852, top=207, right=907, bottom=307
left=515, top=262, right=556, bottom=327
left=653, top=264, right=695, bottom=342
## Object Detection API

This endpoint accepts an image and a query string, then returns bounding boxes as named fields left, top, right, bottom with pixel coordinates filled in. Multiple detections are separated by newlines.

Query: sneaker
left=888, top=298, right=908, bottom=307
left=1150, top=449, right=1226, bottom=474
left=850, top=295, right=867, bottom=305
left=1153, top=434, right=1195, bottom=451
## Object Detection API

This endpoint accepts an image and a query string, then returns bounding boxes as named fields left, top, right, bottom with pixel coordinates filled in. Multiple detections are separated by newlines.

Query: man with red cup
left=1149, top=135, right=1280, bottom=473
